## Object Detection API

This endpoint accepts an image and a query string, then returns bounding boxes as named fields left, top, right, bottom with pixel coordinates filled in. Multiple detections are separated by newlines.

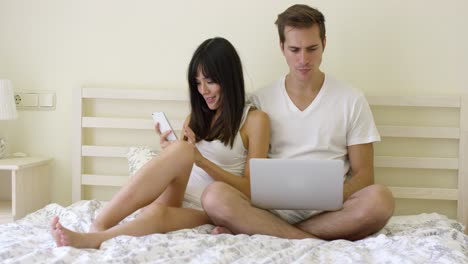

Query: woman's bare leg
left=90, top=141, right=196, bottom=231
left=51, top=203, right=211, bottom=249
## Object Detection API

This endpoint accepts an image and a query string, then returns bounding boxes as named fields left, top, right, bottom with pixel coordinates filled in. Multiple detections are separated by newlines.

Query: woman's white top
left=185, top=105, right=252, bottom=199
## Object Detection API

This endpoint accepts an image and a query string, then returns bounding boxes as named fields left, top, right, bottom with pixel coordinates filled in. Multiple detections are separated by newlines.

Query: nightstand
left=0, top=157, right=52, bottom=224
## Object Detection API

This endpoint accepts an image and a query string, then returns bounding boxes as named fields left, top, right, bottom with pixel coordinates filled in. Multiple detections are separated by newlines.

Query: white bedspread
left=0, top=200, right=467, bottom=263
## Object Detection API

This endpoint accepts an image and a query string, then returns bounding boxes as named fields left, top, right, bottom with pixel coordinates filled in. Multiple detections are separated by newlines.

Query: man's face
left=281, top=24, right=326, bottom=82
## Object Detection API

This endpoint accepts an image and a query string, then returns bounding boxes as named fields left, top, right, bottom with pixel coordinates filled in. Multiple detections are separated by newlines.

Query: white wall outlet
left=17, top=93, right=38, bottom=107
left=14, top=91, right=56, bottom=110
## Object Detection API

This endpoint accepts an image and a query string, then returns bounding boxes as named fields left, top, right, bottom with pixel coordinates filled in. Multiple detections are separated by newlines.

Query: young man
left=201, top=4, right=395, bottom=241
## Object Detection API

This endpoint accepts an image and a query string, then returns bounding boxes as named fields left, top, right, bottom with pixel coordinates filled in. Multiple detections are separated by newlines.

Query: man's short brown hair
left=275, top=4, right=326, bottom=45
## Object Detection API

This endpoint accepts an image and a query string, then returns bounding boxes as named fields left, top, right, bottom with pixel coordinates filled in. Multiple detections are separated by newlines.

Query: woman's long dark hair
left=187, top=37, right=245, bottom=148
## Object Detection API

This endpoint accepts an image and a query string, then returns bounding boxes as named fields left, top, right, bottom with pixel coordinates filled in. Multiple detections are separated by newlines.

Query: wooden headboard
left=72, top=87, right=467, bottom=232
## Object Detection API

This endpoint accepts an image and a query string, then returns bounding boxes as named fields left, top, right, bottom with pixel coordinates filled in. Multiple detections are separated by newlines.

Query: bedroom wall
left=0, top=0, right=467, bottom=207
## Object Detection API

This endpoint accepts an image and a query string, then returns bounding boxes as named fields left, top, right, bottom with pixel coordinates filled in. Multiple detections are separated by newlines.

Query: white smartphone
left=152, top=112, right=178, bottom=141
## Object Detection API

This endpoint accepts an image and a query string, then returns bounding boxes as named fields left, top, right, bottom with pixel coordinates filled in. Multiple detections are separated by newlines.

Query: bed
left=0, top=87, right=467, bottom=263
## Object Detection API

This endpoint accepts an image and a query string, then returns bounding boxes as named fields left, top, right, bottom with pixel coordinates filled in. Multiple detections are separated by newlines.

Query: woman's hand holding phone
left=152, top=112, right=178, bottom=149
left=154, top=123, right=175, bottom=149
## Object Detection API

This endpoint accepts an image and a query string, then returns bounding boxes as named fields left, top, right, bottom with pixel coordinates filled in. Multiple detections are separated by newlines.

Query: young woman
left=50, top=37, right=270, bottom=249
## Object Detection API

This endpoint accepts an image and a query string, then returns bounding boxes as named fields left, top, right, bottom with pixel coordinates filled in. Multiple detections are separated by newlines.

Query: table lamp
left=0, top=80, right=18, bottom=158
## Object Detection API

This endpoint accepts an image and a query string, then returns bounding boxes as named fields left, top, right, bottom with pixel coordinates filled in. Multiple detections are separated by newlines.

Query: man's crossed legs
left=202, top=182, right=394, bottom=241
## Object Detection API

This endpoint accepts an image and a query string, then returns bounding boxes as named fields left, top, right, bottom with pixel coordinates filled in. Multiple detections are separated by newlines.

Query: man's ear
left=322, top=37, right=327, bottom=51
left=280, top=41, right=285, bottom=54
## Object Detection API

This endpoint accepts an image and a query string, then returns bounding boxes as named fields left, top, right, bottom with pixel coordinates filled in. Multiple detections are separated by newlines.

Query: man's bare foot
left=211, top=226, right=233, bottom=235
left=50, top=216, right=103, bottom=249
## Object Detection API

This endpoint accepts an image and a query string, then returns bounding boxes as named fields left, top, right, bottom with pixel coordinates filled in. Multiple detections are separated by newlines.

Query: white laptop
left=250, top=158, right=344, bottom=210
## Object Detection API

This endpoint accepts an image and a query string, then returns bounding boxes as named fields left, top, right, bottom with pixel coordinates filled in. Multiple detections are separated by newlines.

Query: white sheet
left=0, top=200, right=467, bottom=263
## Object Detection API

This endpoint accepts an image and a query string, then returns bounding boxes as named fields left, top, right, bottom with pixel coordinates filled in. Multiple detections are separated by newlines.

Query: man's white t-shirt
left=250, top=74, right=380, bottom=176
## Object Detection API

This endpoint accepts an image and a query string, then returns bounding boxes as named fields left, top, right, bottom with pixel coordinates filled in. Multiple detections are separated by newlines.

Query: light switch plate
left=38, top=93, right=55, bottom=108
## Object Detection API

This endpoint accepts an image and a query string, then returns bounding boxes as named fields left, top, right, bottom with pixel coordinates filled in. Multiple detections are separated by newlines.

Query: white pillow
left=127, top=146, right=157, bottom=176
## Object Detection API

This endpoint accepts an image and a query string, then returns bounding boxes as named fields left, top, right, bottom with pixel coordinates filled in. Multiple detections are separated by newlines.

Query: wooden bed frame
left=72, top=87, right=468, bottom=233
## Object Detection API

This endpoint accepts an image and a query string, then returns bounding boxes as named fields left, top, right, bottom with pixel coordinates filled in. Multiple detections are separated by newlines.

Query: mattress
left=0, top=200, right=467, bottom=263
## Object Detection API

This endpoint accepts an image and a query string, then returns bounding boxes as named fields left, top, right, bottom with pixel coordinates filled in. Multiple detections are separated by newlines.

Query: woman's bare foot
left=50, top=216, right=103, bottom=249
left=89, top=222, right=105, bottom=233
left=211, top=226, right=233, bottom=235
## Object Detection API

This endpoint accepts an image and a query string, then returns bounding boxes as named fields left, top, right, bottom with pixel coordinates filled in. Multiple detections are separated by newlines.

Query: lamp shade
left=0, top=80, right=18, bottom=120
